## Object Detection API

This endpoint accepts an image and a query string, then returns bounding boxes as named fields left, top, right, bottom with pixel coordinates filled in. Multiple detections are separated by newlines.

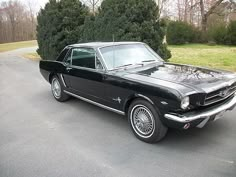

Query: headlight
left=181, top=96, right=190, bottom=109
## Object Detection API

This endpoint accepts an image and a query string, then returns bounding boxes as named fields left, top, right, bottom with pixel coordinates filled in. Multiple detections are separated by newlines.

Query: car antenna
left=112, top=34, right=115, bottom=69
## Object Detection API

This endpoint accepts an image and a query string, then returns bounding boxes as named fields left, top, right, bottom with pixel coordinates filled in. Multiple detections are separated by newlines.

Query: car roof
left=68, top=41, right=144, bottom=49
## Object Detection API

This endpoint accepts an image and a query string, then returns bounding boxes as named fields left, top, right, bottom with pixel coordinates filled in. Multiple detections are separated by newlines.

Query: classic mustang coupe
left=40, top=42, right=236, bottom=143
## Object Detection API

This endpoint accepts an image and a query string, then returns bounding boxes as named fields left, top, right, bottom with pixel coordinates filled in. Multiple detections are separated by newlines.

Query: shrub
left=207, top=24, right=227, bottom=44
left=167, top=21, right=200, bottom=45
left=37, top=0, right=89, bottom=60
left=226, top=21, right=236, bottom=45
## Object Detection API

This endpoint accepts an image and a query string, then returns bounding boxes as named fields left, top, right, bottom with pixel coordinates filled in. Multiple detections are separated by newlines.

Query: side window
left=72, top=48, right=96, bottom=69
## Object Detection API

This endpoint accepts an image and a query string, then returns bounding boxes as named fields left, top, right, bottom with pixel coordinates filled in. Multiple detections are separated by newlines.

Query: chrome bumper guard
left=164, top=93, right=236, bottom=123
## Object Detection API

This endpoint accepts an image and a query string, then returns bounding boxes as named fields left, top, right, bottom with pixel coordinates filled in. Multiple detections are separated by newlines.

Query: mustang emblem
left=112, top=97, right=121, bottom=104
left=219, top=89, right=229, bottom=97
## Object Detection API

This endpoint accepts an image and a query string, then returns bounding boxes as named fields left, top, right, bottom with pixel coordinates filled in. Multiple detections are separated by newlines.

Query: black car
left=40, top=42, right=236, bottom=143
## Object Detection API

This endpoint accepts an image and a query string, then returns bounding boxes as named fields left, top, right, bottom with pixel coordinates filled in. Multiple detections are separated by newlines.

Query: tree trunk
left=199, top=0, right=205, bottom=31
left=200, top=0, right=224, bottom=32
left=11, top=22, right=16, bottom=41
left=184, top=0, right=188, bottom=22
left=92, top=0, right=95, bottom=15
left=201, top=14, right=207, bottom=32
left=177, top=0, right=181, bottom=21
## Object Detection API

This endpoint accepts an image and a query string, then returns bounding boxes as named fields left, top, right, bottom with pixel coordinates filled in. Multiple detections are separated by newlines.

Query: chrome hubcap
left=52, top=78, right=61, bottom=98
left=131, top=105, right=154, bottom=137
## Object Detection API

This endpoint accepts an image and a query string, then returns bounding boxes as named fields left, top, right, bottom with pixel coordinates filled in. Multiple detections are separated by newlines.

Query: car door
left=65, top=47, right=108, bottom=104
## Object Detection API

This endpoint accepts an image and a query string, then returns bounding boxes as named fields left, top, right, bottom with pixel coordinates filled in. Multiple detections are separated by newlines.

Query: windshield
left=99, top=44, right=163, bottom=70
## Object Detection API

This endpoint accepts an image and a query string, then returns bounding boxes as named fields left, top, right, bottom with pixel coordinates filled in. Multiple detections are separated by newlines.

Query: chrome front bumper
left=164, top=93, right=236, bottom=125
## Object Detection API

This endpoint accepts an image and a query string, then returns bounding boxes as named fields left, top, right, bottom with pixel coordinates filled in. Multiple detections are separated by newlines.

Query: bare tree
left=2, top=0, right=19, bottom=41
left=177, top=0, right=182, bottom=20
left=171, top=0, right=233, bottom=30
left=200, top=0, right=224, bottom=32
left=0, top=0, right=37, bottom=43
left=189, top=0, right=199, bottom=24
left=81, top=0, right=102, bottom=15
left=155, top=0, right=170, bottom=17
left=26, top=0, right=37, bottom=38
left=0, top=9, right=5, bottom=41
left=176, top=0, right=190, bottom=21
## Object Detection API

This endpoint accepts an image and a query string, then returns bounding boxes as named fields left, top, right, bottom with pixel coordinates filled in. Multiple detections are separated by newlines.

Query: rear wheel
left=128, top=99, right=168, bottom=143
left=51, top=76, right=70, bottom=102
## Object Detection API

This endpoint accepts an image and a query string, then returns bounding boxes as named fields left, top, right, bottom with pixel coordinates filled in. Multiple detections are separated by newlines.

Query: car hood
left=122, top=63, right=236, bottom=95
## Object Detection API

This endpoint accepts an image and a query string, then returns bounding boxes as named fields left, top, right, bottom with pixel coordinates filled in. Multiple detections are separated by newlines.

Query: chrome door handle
left=66, top=67, right=72, bottom=71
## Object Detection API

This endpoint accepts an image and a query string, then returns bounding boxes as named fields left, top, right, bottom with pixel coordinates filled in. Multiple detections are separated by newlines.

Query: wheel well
left=124, top=95, right=154, bottom=115
left=49, top=72, right=56, bottom=83
left=124, top=97, right=137, bottom=115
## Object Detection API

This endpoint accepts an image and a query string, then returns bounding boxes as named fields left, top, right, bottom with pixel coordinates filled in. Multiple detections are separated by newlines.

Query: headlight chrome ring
left=181, top=96, right=190, bottom=109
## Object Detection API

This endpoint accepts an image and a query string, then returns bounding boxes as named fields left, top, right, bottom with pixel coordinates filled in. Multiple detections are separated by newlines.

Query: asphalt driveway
left=0, top=47, right=236, bottom=177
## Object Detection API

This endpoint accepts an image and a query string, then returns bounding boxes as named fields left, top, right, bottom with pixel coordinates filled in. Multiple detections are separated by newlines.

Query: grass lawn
left=0, top=40, right=37, bottom=52
left=169, top=44, right=236, bottom=72
left=23, top=52, right=41, bottom=61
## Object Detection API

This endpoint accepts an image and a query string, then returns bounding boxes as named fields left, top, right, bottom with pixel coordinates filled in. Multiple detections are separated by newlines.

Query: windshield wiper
left=110, top=64, right=133, bottom=71
left=141, top=60, right=156, bottom=63
left=111, top=63, right=145, bottom=71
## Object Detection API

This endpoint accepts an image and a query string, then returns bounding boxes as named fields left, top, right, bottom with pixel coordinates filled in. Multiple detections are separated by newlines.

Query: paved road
left=0, top=47, right=236, bottom=177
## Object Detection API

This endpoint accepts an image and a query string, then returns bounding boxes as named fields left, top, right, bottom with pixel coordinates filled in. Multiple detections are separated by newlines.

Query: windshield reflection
left=99, top=44, right=162, bottom=70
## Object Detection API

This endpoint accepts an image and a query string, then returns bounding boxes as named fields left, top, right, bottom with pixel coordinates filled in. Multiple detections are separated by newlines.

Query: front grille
left=204, top=82, right=236, bottom=106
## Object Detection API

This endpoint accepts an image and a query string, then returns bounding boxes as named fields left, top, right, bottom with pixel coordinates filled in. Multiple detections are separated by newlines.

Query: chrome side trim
left=136, top=94, right=154, bottom=104
left=60, top=74, right=67, bottom=87
left=164, top=93, right=236, bottom=123
left=64, top=90, right=125, bottom=115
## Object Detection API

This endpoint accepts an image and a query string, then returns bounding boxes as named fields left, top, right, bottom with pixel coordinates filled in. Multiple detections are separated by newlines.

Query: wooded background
left=0, top=0, right=235, bottom=44
left=0, top=0, right=38, bottom=43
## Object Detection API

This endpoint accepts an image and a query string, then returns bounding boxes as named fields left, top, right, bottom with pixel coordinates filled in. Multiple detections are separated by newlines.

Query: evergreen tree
left=82, top=15, right=96, bottom=42
left=83, top=0, right=171, bottom=60
left=37, top=0, right=171, bottom=60
left=37, top=0, right=89, bottom=60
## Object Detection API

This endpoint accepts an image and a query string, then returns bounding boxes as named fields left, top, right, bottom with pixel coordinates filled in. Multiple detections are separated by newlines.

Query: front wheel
left=128, top=99, right=168, bottom=143
left=51, top=76, right=70, bottom=102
